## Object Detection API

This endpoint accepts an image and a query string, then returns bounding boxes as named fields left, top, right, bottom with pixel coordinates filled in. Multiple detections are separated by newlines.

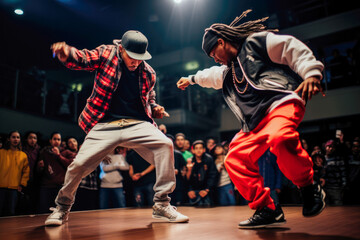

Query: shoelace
left=163, top=205, right=178, bottom=218
left=49, top=207, right=65, bottom=218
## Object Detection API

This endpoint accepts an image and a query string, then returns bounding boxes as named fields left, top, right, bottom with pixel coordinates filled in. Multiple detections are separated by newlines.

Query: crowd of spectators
left=0, top=125, right=359, bottom=217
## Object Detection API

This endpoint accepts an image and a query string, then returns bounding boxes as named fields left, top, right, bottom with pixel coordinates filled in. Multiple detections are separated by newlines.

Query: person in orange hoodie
left=0, top=131, right=30, bottom=216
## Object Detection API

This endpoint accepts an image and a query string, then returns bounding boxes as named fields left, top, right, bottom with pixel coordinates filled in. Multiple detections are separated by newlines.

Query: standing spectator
left=214, top=144, right=236, bottom=206
left=60, top=137, right=78, bottom=162
left=158, top=124, right=167, bottom=134
left=99, top=147, right=129, bottom=209
left=301, top=138, right=310, bottom=154
left=22, top=132, right=41, bottom=184
left=206, top=137, right=216, bottom=155
left=72, top=168, right=100, bottom=211
left=37, top=132, right=73, bottom=213
left=167, top=134, right=187, bottom=206
left=311, top=151, right=326, bottom=187
left=324, top=139, right=347, bottom=206
left=22, top=131, right=41, bottom=214
left=175, top=133, right=193, bottom=162
left=344, top=139, right=360, bottom=204
left=184, top=139, right=191, bottom=153
left=127, top=150, right=156, bottom=207
left=221, top=141, right=230, bottom=155
left=186, top=140, right=218, bottom=207
left=0, top=131, right=30, bottom=216
left=258, top=149, right=282, bottom=205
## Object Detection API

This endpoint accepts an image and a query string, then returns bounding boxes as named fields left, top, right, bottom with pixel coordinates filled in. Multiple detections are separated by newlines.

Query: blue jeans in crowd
left=189, top=190, right=211, bottom=207
left=0, top=188, right=18, bottom=216
left=133, top=182, right=154, bottom=207
left=217, top=183, right=236, bottom=206
left=99, top=187, right=126, bottom=209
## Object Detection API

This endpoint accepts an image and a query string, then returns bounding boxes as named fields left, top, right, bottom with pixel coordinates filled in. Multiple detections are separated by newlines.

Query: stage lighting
left=185, top=61, right=199, bottom=71
left=14, top=9, right=24, bottom=15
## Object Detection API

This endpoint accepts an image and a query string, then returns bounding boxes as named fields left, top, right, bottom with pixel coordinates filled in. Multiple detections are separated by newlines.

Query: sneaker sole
left=45, top=219, right=65, bottom=226
left=303, top=189, right=326, bottom=218
left=152, top=215, right=189, bottom=223
left=238, top=220, right=287, bottom=229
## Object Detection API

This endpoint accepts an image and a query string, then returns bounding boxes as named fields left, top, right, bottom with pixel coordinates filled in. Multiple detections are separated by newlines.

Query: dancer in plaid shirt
left=45, top=30, right=189, bottom=226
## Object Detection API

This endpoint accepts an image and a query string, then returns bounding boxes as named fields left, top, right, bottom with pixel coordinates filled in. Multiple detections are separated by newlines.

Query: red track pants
left=224, top=101, right=314, bottom=210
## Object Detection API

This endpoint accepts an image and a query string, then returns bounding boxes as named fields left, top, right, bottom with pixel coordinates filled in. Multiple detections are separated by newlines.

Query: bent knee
left=160, top=137, right=174, bottom=151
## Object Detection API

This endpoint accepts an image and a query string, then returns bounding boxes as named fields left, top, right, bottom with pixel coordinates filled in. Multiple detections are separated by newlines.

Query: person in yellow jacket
left=0, top=131, right=30, bottom=216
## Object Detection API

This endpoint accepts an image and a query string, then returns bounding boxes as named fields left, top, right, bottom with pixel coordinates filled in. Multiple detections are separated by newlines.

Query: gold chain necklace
left=231, top=61, right=248, bottom=94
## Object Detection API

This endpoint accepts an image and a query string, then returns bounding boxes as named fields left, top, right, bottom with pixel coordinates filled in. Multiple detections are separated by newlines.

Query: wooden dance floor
left=0, top=206, right=359, bottom=240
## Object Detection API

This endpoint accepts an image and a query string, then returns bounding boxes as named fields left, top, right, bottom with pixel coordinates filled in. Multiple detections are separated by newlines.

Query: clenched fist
left=177, top=77, right=191, bottom=90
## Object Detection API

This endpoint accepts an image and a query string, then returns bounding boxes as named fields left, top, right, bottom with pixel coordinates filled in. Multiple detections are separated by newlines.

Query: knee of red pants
left=270, top=141, right=314, bottom=187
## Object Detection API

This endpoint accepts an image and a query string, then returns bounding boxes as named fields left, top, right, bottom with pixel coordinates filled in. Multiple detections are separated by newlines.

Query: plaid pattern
left=79, top=170, right=99, bottom=190
left=64, top=44, right=157, bottom=134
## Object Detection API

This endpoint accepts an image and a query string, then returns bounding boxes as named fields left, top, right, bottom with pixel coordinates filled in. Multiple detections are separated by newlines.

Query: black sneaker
left=238, top=204, right=286, bottom=229
left=300, top=183, right=326, bottom=217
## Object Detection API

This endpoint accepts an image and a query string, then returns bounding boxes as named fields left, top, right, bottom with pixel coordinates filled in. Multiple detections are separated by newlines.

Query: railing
left=0, top=65, right=91, bottom=123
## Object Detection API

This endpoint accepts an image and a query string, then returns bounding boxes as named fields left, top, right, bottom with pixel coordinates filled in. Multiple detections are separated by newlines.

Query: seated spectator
left=214, top=144, right=235, bottom=206
left=127, top=150, right=156, bottom=207
left=175, top=133, right=193, bottom=162
left=99, top=146, right=129, bottom=209
left=258, top=149, right=282, bottom=205
left=324, top=139, right=347, bottom=206
left=0, top=131, right=30, bottom=216
left=37, top=132, right=73, bottom=213
left=186, top=140, right=218, bottom=207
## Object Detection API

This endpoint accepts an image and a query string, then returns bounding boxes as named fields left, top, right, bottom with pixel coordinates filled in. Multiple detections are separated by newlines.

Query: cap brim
left=125, top=49, right=152, bottom=60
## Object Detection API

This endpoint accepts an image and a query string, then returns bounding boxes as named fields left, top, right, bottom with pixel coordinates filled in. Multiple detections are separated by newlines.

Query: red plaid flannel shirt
left=64, top=41, right=158, bottom=134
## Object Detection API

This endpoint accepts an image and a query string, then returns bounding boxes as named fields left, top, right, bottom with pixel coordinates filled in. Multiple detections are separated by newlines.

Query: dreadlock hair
left=206, top=9, right=277, bottom=46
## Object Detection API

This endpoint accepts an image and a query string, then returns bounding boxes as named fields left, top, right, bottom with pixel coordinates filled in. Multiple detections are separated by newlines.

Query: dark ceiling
left=0, top=0, right=359, bottom=71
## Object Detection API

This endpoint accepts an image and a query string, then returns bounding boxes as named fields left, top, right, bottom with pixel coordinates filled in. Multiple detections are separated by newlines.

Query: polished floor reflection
left=0, top=206, right=359, bottom=240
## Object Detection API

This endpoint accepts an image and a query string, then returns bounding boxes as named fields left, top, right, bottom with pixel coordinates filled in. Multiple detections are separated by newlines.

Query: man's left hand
left=295, top=76, right=325, bottom=101
left=152, top=105, right=170, bottom=118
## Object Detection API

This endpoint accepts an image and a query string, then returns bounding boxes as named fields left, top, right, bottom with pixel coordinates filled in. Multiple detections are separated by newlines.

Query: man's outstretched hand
left=177, top=77, right=191, bottom=90
left=51, top=41, right=70, bottom=63
left=295, top=76, right=325, bottom=101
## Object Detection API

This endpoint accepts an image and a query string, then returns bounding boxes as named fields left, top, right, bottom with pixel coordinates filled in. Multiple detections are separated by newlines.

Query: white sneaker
left=152, top=204, right=189, bottom=223
left=45, top=207, right=69, bottom=226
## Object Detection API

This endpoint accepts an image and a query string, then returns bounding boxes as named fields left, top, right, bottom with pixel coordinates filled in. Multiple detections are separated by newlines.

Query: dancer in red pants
left=177, top=9, right=326, bottom=228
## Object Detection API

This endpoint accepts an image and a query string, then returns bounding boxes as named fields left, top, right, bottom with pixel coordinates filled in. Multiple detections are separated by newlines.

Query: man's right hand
left=177, top=77, right=191, bottom=90
left=50, top=41, right=70, bottom=62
